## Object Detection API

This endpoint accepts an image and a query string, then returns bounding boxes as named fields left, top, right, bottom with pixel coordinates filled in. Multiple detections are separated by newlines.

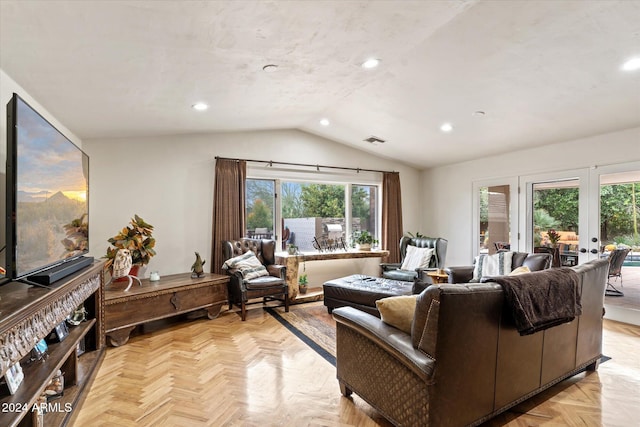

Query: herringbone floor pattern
left=74, top=305, right=640, bottom=427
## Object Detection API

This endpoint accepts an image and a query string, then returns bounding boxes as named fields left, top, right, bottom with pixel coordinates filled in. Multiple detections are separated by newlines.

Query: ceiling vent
left=363, top=135, right=386, bottom=144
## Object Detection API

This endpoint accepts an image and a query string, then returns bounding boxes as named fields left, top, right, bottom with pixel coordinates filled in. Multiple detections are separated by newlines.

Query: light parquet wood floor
left=73, top=305, right=640, bottom=427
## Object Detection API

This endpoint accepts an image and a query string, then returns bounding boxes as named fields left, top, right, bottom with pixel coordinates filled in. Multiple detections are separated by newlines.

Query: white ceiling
left=1, top=0, right=639, bottom=169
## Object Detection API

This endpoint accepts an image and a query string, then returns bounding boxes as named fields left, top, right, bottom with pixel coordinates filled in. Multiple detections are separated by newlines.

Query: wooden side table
left=104, top=272, right=228, bottom=346
left=427, top=270, right=449, bottom=284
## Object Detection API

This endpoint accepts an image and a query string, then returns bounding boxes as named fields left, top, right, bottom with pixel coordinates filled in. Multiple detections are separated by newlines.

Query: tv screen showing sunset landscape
left=9, top=95, right=89, bottom=278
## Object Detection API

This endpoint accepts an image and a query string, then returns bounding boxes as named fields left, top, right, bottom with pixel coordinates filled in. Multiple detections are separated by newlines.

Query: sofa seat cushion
left=383, top=269, right=418, bottom=282
left=376, top=295, right=419, bottom=333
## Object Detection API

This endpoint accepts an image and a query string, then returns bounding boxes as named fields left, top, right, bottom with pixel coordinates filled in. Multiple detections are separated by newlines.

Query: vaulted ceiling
left=1, top=0, right=639, bottom=169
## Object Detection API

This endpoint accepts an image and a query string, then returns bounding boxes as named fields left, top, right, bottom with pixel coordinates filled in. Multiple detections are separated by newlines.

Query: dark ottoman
left=323, top=274, right=414, bottom=317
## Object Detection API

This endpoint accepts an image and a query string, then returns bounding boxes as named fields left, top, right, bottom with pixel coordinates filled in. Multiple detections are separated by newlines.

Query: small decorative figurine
left=112, top=248, right=133, bottom=279
left=109, top=248, right=142, bottom=291
left=191, top=252, right=206, bottom=278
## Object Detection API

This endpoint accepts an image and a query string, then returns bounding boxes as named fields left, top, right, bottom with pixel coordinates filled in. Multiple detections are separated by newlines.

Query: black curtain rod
left=214, top=156, right=396, bottom=174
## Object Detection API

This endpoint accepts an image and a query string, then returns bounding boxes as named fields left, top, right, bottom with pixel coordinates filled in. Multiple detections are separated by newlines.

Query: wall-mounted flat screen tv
left=5, top=93, right=89, bottom=282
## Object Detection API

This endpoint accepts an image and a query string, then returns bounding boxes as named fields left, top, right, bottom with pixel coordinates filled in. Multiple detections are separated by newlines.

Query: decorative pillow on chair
left=472, top=251, right=514, bottom=282
left=400, top=246, right=435, bottom=271
left=376, top=295, right=419, bottom=333
left=222, top=250, right=269, bottom=280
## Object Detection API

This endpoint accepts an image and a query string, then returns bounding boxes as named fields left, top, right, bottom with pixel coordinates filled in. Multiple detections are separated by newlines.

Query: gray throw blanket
left=491, top=268, right=582, bottom=336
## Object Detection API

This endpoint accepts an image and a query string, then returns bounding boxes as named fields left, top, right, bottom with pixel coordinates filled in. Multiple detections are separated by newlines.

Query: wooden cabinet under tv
left=0, top=261, right=105, bottom=427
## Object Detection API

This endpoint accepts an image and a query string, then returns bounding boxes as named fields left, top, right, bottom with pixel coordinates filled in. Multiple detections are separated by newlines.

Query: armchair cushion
left=243, top=275, right=287, bottom=289
left=375, top=295, right=418, bottom=333
left=400, top=246, right=434, bottom=271
left=222, top=250, right=269, bottom=280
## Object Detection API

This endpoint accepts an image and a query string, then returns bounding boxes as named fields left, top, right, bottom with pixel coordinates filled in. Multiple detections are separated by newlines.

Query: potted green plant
left=298, top=273, right=308, bottom=294
left=353, top=230, right=374, bottom=251
left=104, top=215, right=156, bottom=276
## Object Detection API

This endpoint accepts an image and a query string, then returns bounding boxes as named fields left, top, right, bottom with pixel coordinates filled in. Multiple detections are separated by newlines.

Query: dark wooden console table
left=0, top=261, right=104, bottom=427
left=104, top=272, right=228, bottom=346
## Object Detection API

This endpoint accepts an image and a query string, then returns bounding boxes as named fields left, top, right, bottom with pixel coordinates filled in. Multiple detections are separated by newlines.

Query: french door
left=519, top=168, right=595, bottom=265
left=521, top=162, right=640, bottom=266
left=587, top=161, right=640, bottom=254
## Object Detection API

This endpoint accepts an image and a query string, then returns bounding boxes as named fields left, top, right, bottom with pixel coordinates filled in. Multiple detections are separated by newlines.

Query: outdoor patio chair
left=605, top=248, right=631, bottom=297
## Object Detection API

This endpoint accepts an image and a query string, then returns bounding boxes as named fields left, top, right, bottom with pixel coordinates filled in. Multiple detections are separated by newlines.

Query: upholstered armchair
left=222, top=238, right=289, bottom=321
left=445, top=251, right=552, bottom=284
left=380, top=236, right=448, bottom=282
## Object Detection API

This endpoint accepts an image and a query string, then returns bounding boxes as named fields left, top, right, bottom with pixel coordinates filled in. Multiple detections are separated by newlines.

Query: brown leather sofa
left=445, top=251, right=552, bottom=283
left=333, top=258, right=608, bottom=427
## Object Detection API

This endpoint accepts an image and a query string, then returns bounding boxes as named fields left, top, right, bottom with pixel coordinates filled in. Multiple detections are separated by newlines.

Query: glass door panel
left=599, top=172, right=640, bottom=251
left=521, top=169, right=590, bottom=265
left=593, top=166, right=640, bottom=302
left=532, top=179, right=580, bottom=266
left=479, top=185, right=511, bottom=254
left=473, top=178, right=517, bottom=258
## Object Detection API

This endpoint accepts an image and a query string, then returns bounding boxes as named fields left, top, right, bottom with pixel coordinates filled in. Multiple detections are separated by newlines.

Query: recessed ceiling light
left=621, top=57, right=640, bottom=71
left=320, top=118, right=330, bottom=126
left=440, top=122, right=453, bottom=133
left=262, top=64, right=279, bottom=73
left=361, top=58, right=380, bottom=69
left=472, top=110, right=486, bottom=117
left=192, top=103, right=209, bottom=111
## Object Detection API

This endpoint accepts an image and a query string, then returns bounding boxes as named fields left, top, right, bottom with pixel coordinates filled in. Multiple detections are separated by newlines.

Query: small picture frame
left=48, top=321, right=69, bottom=343
left=76, top=338, right=86, bottom=357
left=3, top=361, right=24, bottom=395
left=30, top=338, right=49, bottom=362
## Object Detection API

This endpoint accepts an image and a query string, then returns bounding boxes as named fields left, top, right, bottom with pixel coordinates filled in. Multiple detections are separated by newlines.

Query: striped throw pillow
left=471, top=251, right=514, bottom=282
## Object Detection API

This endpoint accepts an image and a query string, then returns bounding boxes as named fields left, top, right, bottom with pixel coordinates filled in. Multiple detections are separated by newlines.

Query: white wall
left=422, top=126, right=640, bottom=266
left=83, top=130, right=421, bottom=277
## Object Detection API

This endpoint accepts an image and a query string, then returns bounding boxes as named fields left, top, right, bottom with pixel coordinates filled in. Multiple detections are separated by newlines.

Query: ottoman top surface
left=324, top=274, right=412, bottom=293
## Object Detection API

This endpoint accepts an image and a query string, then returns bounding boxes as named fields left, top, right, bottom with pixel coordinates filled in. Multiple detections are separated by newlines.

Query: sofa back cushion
left=521, top=253, right=552, bottom=271
left=511, top=251, right=529, bottom=268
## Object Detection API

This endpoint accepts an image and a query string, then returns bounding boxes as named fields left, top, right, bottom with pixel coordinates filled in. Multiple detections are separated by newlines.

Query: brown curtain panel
left=211, top=159, right=246, bottom=274
left=382, top=171, right=403, bottom=263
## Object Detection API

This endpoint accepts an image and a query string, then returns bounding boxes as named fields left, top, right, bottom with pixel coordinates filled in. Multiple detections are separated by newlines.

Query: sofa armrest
left=380, top=262, right=401, bottom=272
left=445, top=265, right=474, bottom=283
left=266, top=264, right=286, bottom=280
left=333, top=306, right=434, bottom=381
